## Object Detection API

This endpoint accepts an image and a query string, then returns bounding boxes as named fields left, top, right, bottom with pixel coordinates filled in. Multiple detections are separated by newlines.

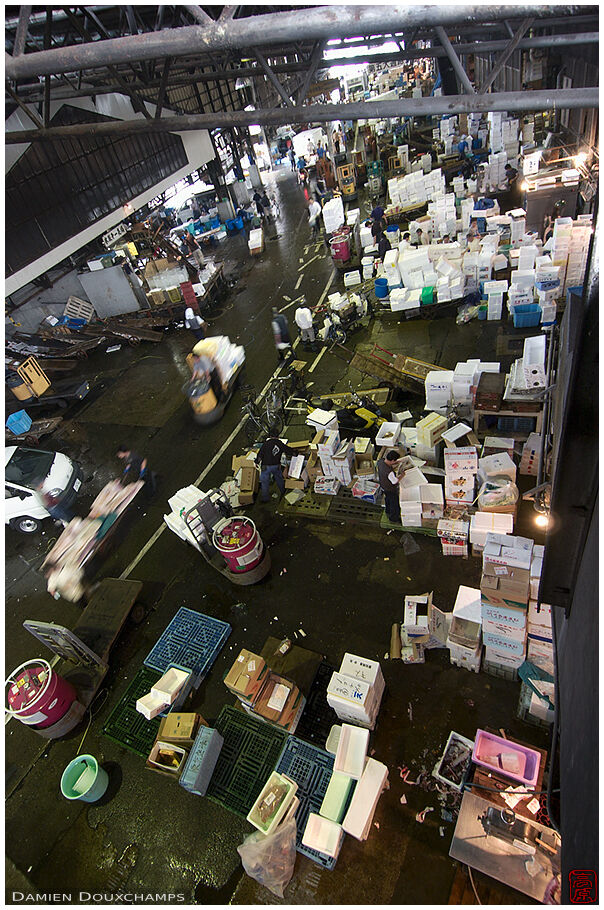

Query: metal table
left=450, top=790, right=561, bottom=901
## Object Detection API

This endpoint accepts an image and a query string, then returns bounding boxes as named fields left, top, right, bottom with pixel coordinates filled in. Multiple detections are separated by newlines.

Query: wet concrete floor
left=5, top=167, right=548, bottom=905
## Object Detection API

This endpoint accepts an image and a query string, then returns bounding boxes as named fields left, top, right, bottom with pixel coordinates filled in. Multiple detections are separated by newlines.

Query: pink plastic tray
left=472, top=729, right=540, bottom=788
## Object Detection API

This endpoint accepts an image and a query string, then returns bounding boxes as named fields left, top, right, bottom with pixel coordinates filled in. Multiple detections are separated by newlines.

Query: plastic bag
left=477, top=478, right=519, bottom=510
left=237, top=816, right=297, bottom=898
left=456, top=303, right=479, bottom=324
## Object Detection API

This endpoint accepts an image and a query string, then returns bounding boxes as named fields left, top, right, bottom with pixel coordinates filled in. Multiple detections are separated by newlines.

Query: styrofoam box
left=302, top=814, right=344, bottom=858
left=342, top=758, right=389, bottom=840
left=453, top=586, right=482, bottom=623
left=481, top=600, right=527, bottom=629
left=482, top=617, right=527, bottom=643
left=334, top=723, right=370, bottom=779
left=340, top=654, right=384, bottom=689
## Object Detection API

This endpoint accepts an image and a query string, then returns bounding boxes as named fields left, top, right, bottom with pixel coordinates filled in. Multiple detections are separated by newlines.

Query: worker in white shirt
left=294, top=303, right=316, bottom=348
left=308, top=198, right=322, bottom=238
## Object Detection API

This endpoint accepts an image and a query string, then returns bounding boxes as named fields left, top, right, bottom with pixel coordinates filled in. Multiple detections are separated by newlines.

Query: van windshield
left=6, top=448, right=54, bottom=488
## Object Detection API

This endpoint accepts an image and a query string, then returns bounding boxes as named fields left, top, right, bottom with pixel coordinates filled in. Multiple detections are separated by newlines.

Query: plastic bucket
left=213, top=517, right=264, bottom=573
left=61, top=754, right=109, bottom=803
left=478, top=304, right=488, bottom=321
left=6, top=659, right=77, bottom=728
left=374, top=278, right=389, bottom=299
left=330, top=236, right=350, bottom=261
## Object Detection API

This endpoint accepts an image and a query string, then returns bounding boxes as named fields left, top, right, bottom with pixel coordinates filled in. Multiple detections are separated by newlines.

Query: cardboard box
left=318, top=430, right=341, bottom=459
left=482, top=617, right=527, bottom=642
left=159, top=712, right=203, bottom=747
left=224, top=649, right=268, bottom=704
left=481, top=600, right=527, bottom=628
left=480, top=577, right=530, bottom=609
left=253, top=673, right=296, bottom=723
left=444, top=447, right=478, bottom=474
left=482, top=562, right=530, bottom=584
left=306, top=451, right=321, bottom=483
left=403, top=592, right=432, bottom=636
left=482, top=628, right=526, bottom=657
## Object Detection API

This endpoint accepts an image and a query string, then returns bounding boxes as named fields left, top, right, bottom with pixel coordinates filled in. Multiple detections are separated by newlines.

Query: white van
left=5, top=446, right=82, bottom=534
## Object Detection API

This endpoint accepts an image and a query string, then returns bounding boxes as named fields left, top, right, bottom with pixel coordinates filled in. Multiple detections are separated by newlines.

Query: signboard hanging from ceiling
left=102, top=222, right=128, bottom=248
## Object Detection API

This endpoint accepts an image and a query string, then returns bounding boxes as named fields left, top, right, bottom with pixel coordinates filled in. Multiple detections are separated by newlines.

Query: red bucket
left=6, top=659, right=77, bottom=728
left=212, top=517, right=264, bottom=573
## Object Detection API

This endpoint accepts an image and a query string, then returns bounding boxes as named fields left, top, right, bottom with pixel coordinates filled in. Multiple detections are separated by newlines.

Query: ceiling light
left=573, top=151, right=588, bottom=166
left=534, top=513, right=549, bottom=529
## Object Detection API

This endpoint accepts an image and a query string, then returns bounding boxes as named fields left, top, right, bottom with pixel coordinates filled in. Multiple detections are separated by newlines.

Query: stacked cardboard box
left=353, top=438, right=375, bottom=478
left=327, top=653, right=385, bottom=730
left=285, top=453, right=309, bottom=491
left=231, top=454, right=260, bottom=505
left=444, top=446, right=478, bottom=509
left=331, top=440, right=355, bottom=485
left=526, top=545, right=554, bottom=675
left=447, top=586, right=483, bottom=672
left=416, top=412, right=448, bottom=447
left=317, top=429, right=341, bottom=479
left=249, top=672, right=306, bottom=733
left=224, top=649, right=268, bottom=705
left=480, top=533, right=533, bottom=673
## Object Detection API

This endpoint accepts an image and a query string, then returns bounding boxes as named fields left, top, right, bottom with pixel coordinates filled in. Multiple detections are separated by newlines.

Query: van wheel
left=10, top=516, right=41, bottom=534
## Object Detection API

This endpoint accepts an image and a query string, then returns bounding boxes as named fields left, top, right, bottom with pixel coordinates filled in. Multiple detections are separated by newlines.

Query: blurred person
left=116, top=446, right=158, bottom=495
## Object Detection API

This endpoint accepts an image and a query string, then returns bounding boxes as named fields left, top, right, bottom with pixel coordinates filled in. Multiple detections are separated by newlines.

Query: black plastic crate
left=295, top=661, right=339, bottom=748
left=102, top=666, right=162, bottom=757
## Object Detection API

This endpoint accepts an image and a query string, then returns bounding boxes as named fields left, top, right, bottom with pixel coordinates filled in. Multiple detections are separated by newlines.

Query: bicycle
left=241, top=389, right=284, bottom=443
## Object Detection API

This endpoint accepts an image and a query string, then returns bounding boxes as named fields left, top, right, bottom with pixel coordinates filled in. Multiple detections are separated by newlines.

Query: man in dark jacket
left=376, top=230, right=392, bottom=261
left=377, top=450, right=402, bottom=523
left=258, top=431, right=296, bottom=502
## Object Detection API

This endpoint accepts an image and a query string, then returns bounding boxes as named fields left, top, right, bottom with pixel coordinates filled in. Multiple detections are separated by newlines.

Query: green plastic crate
left=102, top=666, right=162, bottom=757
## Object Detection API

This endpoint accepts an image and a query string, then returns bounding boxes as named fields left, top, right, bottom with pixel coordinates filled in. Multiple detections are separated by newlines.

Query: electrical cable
left=75, top=688, right=109, bottom=756
left=467, top=866, right=482, bottom=905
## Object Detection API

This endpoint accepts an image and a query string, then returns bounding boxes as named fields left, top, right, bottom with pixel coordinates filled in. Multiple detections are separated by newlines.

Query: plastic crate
left=275, top=736, right=337, bottom=869
left=102, top=666, right=162, bottom=756
left=6, top=410, right=32, bottom=435
left=207, top=706, right=288, bottom=817
left=144, top=608, right=231, bottom=683
left=496, top=416, right=536, bottom=434
left=517, top=680, right=553, bottom=729
left=512, top=304, right=541, bottom=328
left=482, top=656, right=519, bottom=682
left=295, top=662, right=340, bottom=748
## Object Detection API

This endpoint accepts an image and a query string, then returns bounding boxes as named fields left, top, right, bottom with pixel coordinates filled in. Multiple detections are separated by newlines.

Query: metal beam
left=13, top=6, right=33, bottom=57
left=184, top=5, right=214, bottom=27
left=478, top=17, right=534, bottom=94
left=43, top=9, right=52, bottom=128
left=504, top=20, right=515, bottom=39
left=6, top=88, right=598, bottom=144
left=434, top=25, right=475, bottom=94
left=298, top=41, right=328, bottom=105
left=253, top=47, right=294, bottom=107
left=4, top=83, right=44, bottom=129
left=219, top=7, right=237, bottom=21
left=155, top=57, right=172, bottom=118
left=4, top=6, right=578, bottom=81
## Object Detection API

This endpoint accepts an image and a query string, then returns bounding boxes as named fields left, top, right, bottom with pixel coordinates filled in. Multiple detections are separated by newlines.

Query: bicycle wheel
left=333, top=326, right=347, bottom=344
left=245, top=416, right=260, bottom=443
left=263, top=412, right=283, bottom=437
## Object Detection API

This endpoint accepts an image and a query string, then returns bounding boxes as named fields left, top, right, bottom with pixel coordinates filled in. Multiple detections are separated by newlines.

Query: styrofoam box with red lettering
left=482, top=618, right=527, bottom=643
left=484, top=647, right=525, bottom=670
left=444, top=447, right=478, bottom=474
left=482, top=628, right=526, bottom=656
left=481, top=600, right=527, bottom=629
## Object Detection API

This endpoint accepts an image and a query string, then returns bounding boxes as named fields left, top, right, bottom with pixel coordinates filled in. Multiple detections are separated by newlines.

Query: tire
left=245, top=418, right=259, bottom=443
left=263, top=413, right=283, bottom=437
left=332, top=327, right=347, bottom=344
left=10, top=516, right=41, bottom=534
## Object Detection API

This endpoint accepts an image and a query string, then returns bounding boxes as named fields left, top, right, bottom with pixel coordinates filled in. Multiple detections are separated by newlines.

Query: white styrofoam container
left=302, top=814, right=344, bottom=858
left=342, top=758, right=389, bottom=840
left=334, top=723, right=370, bottom=779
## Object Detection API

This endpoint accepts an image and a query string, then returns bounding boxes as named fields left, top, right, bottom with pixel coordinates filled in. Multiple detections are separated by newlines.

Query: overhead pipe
left=5, top=88, right=598, bottom=144
left=9, top=30, right=599, bottom=101
left=4, top=5, right=583, bottom=80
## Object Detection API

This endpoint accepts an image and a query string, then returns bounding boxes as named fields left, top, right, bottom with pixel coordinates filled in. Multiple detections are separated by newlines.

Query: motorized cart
left=184, top=335, right=246, bottom=425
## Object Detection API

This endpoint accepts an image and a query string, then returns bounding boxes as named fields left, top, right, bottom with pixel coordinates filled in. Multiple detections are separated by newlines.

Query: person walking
left=184, top=307, right=207, bottom=342
left=258, top=431, right=296, bottom=503
left=182, top=231, right=205, bottom=269
left=377, top=450, right=403, bottom=524
left=289, top=148, right=296, bottom=171
left=116, top=446, right=158, bottom=495
left=333, top=128, right=341, bottom=155
left=376, top=229, right=392, bottom=261
left=252, top=190, right=265, bottom=220
left=294, top=303, right=315, bottom=348
left=271, top=307, right=292, bottom=361
left=308, top=198, right=322, bottom=239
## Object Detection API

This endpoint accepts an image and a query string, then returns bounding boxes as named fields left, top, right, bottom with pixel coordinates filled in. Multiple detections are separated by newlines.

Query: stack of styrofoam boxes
left=535, top=255, right=560, bottom=322
left=527, top=546, right=554, bottom=676
left=383, top=248, right=402, bottom=291
left=440, top=115, right=457, bottom=145
left=461, top=198, right=475, bottom=233
left=327, top=653, right=385, bottom=730
left=398, top=247, right=431, bottom=290
left=437, top=519, right=469, bottom=557
left=248, top=227, right=264, bottom=254
left=424, top=369, right=453, bottom=415
left=397, top=145, right=409, bottom=172
left=483, top=280, right=508, bottom=321
left=428, top=193, right=457, bottom=240
left=435, top=257, right=464, bottom=302
left=487, top=151, right=508, bottom=190
left=331, top=439, right=356, bottom=486
left=447, top=585, right=483, bottom=672
left=444, top=446, right=478, bottom=512
left=360, top=223, right=374, bottom=249
left=362, top=255, right=375, bottom=280
left=399, top=464, right=428, bottom=528
left=322, top=196, right=345, bottom=234
left=522, top=117, right=535, bottom=145
left=451, top=359, right=479, bottom=412
left=487, top=111, right=504, bottom=152
left=477, top=248, right=493, bottom=284
left=387, top=175, right=402, bottom=208
left=550, top=216, right=572, bottom=290
left=452, top=175, right=465, bottom=199
left=502, top=118, right=519, bottom=161
left=469, top=512, right=514, bottom=556
left=508, top=208, right=526, bottom=248
left=416, top=412, right=448, bottom=448
left=564, top=218, right=592, bottom=294
left=480, top=533, right=533, bottom=678
left=462, top=250, right=479, bottom=293
left=389, top=287, right=422, bottom=315
left=400, top=427, right=440, bottom=466
left=317, top=427, right=341, bottom=481
left=468, top=111, right=482, bottom=138
left=344, top=270, right=362, bottom=289
left=346, top=208, right=361, bottom=251
left=519, top=432, right=541, bottom=476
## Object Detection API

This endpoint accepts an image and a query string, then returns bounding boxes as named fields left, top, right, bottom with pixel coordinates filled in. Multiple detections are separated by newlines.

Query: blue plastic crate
left=512, top=304, right=541, bottom=328
left=6, top=410, right=32, bottom=435
left=275, top=735, right=337, bottom=870
left=143, top=607, right=231, bottom=683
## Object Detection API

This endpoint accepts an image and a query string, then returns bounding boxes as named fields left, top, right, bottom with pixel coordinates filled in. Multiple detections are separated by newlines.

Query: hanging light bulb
left=535, top=513, right=549, bottom=529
